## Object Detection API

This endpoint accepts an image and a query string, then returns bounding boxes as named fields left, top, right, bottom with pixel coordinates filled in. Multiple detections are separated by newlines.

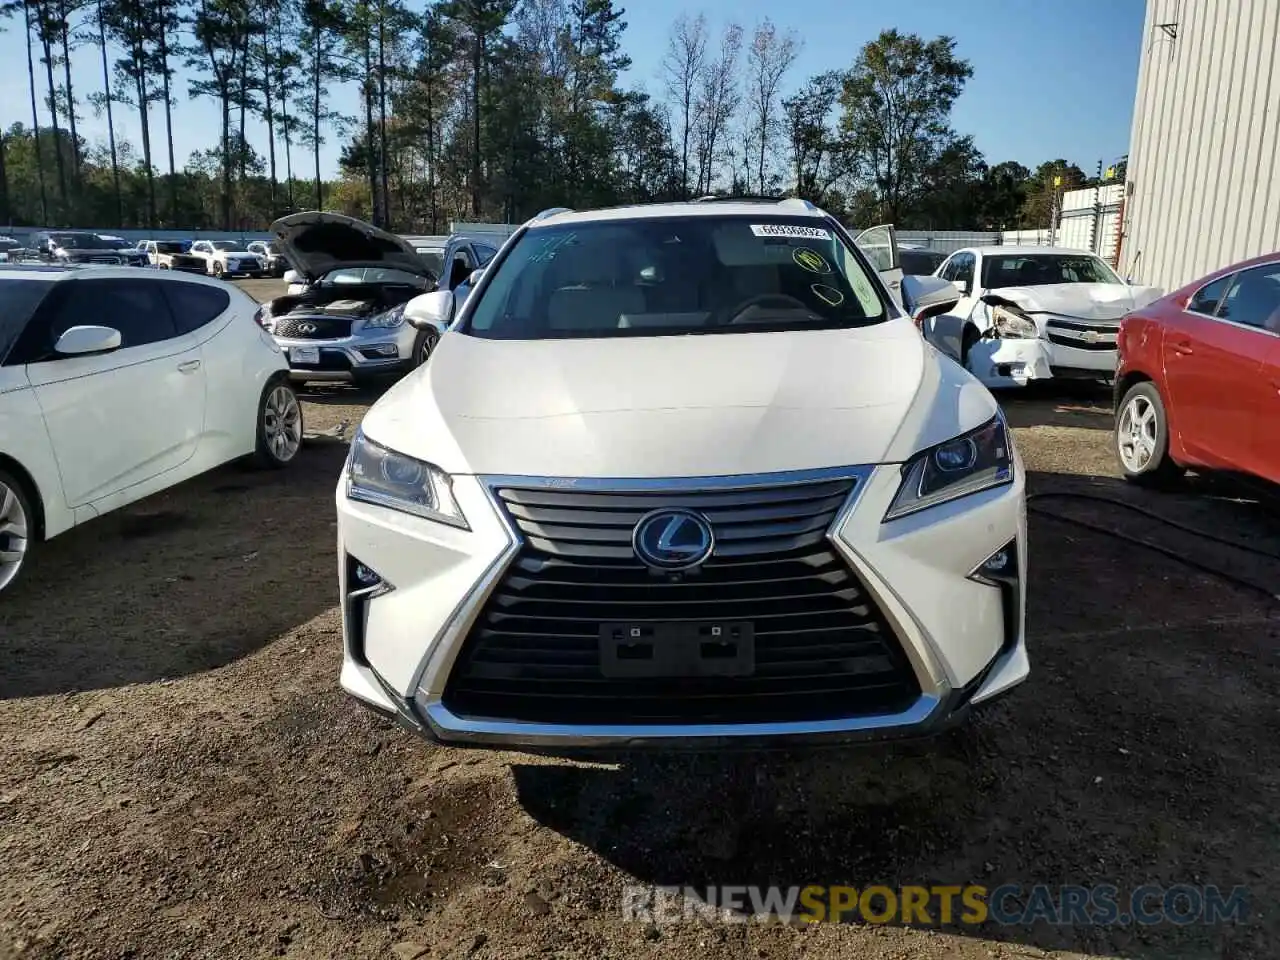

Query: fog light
left=971, top=541, right=1017, bottom=583
left=373, top=343, right=398, bottom=356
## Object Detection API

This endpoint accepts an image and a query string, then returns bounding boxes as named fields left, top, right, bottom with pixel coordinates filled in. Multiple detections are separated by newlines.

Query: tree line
left=0, top=0, right=1124, bottom=232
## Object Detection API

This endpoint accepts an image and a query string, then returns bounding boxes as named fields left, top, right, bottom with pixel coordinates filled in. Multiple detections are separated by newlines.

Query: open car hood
left=269, top=211, right=432, bottom=281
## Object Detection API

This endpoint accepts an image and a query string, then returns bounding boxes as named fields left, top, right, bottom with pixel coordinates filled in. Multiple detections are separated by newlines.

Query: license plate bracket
left=291, top=346, right=320, bottom=365
left=599, top=621, right=755, bottom=679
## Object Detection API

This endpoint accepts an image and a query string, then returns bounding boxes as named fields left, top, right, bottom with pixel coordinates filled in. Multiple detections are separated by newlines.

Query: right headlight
left=345, top=430, right=468, bottom=529
left=884, top=414, right=1014, bottom=522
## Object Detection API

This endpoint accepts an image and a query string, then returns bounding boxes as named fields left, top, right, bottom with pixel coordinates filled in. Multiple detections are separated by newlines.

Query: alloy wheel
left=418, top=332, right=438, bottom=366
left=263, top=385, right=302, bottom=463
left=1117, top=394, right=1158, bottom=472
left=0, top=480, right=30, bottom=592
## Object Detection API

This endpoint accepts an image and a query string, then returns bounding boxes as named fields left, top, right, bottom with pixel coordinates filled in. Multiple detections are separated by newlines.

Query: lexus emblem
left=632, top=508, right=715, bottom=571
left=297, top=322, right=317, bottom=335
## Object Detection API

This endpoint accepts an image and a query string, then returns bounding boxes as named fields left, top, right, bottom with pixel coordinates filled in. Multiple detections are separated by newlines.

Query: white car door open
left=22, top=278, right=207, bottom=508
left=855, top=223, right=903, bottom=309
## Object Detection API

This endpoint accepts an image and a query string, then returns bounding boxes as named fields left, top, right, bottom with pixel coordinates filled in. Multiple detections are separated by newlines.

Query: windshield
left=462, top=215, right=888, bottom=339
left=211, top=241, right=241, bottom=251
left=156, top=241, right=188, bottom=254
left=0, top=279, right=56, bottom=362
left=50, top=233, right=117, bottom=250
left=982, top=253, right=1122, bottom=288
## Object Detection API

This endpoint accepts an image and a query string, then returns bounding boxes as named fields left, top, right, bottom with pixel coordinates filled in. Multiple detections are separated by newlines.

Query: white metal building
left=1122, top=0, right=1280, bottom=293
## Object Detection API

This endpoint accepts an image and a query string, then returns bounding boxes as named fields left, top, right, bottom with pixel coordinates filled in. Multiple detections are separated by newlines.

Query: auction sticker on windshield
left=750, top=224, right=831, bottom=240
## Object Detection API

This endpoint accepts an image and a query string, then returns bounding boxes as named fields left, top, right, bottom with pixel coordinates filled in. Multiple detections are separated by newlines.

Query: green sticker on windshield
left=792, top=247, right=832, bottom=275
left=811, top=283, right=844, bottom=307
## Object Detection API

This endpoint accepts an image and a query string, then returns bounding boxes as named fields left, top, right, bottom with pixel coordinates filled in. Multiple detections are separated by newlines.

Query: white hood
left=359, top=320, right=999, bottom=478
left=986, top=282, right=1163, bottom=321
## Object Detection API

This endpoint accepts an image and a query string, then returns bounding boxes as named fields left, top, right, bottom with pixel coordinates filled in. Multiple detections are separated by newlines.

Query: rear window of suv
left=460, top=215, right=889, bottom=339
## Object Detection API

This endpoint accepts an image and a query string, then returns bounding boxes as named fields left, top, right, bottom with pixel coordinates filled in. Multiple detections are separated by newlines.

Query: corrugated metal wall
left=1125, top=0, right=1280, bottom=293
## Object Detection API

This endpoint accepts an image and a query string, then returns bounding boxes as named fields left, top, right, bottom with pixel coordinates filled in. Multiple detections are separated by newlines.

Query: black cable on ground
left=1027, top=504, right=1280, bottom=602
left=1026, top=490, right=1280, bottom=562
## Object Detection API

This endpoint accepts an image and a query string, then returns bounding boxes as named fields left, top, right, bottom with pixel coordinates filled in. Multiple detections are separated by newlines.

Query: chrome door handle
left=177, top=359, right=201, bottom=373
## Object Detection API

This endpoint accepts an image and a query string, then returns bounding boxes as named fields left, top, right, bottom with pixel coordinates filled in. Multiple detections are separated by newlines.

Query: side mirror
left=281, top=269, right=300, bottom=285
left=901, top=274, right=962, bottom=315
left=55, top=325, right=122, bottom=356
left=404, top=290, right=455, bottom=330
left=952, top=278, right=971, bottom=297
left=468, top=268, right=485, bottom=287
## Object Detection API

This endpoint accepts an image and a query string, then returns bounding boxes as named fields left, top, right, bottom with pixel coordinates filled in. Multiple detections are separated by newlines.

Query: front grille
left=443, top=479, right=921, bottom=725
left=1046, top=317, right=1119, bottom=351
left=84, top=255, right=122, bottom=265
left=272, top=316, right=355, bottom=339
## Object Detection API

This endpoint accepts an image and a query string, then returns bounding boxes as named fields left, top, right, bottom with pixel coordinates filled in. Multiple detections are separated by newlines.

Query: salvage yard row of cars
left=2, top=198, right=1277, bottom=759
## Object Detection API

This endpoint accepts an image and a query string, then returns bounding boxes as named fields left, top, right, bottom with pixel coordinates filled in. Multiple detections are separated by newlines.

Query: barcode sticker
left=749, top=224, right=831, bottom=240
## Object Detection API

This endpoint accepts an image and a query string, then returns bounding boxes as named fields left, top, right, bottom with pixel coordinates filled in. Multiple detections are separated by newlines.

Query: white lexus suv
left=336, top=199, right=1028, bottom=751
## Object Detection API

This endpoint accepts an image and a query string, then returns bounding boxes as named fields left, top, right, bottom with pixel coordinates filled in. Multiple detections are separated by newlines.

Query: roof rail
left=530, top=207, right=573, bottom=222
left=777, top=197, right=820, bottom=212
left=691, top=194, right=789, bottom=204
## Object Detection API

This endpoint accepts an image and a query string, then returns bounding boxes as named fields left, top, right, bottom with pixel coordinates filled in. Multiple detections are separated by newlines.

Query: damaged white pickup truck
left=917, top=246, right=1162, bottom=388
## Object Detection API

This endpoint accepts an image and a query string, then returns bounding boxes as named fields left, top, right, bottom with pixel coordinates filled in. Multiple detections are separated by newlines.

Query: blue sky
left=0, top=0, right=1146, bottom=180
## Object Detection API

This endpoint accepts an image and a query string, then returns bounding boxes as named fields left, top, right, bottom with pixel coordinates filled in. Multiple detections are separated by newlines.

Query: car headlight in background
left=361, top=303, right=407, bottom=329
left=346, top=430, right=468, bottom=529
left=986, top=302, right=1039, bottom=339
left=885, top=414, right=1013, bottom=521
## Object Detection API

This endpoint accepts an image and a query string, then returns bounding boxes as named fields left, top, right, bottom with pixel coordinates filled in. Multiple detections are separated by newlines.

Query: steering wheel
left=713, top=293, right=813, bottom=325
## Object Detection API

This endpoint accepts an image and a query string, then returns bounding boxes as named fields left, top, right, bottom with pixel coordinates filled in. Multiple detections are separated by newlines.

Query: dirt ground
left=2, top=280, right=1278, bottom=960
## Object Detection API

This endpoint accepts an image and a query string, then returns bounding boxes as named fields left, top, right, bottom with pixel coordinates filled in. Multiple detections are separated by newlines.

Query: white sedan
left=921, top=246, right=1163, bottom=387
left=336, top=200, right=1028, bottom=751
left=0, top=265, right=301, bottom=593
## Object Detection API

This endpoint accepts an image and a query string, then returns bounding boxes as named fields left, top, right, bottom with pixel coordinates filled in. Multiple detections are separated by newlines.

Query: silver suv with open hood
left=257, top=212, right=450, bottom=385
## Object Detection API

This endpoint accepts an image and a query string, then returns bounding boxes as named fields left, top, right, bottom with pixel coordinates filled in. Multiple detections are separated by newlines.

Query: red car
left=1113, top=251, right=1280, bottom=485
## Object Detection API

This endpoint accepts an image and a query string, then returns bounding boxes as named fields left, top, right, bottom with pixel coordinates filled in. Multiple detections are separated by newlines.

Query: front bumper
left=274, top=323, right=417, bottom=382
left=337, top=457, right=1029, bottom=751
left=220, top=259, right=265, bottom=276
left=968, top=336, right=1116, bottom=389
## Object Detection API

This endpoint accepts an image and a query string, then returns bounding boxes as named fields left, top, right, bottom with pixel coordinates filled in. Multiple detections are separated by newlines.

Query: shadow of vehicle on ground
left=508, top=470, right=1279, bottom=959
left=999, top=380, right=1115, bottom=431
left=0, top=442, right=349, bottom=700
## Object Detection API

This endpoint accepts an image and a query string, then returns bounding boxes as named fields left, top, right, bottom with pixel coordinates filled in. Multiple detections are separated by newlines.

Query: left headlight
left=362, top=303, right=407, bottom=329
left=346, top=430, right=468, bottom=529
left=885, top=414, right=1014, bottom=522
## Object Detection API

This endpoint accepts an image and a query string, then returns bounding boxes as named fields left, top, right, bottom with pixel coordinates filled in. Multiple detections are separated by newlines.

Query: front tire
left=412, top=328, right=440, bottom=369
left=1115, top=381, right=1182, bottom=485
left=252, top=377, right=303, bottom=469
left=0, top=469, right=35, bottom=594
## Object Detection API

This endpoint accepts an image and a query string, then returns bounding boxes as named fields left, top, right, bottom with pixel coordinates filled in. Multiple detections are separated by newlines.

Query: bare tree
left=659, top=12, right=705, bottom=200
left=745, top=18, right=799, bottom=194
left=692, top=20, right=741, bottom=195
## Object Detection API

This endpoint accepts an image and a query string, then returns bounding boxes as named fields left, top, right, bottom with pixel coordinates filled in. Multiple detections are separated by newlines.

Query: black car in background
left=900, top=247, right=948, bottom=276
left=33, top=231, right=149, bottom=267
